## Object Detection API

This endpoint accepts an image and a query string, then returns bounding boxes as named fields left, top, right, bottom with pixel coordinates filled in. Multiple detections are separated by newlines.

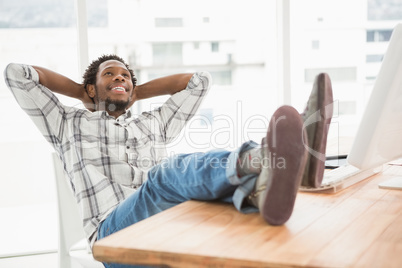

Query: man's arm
left=130, top=73, right=194, bottom=106
left=4, top=63, right=76, bottom=145
left=136, top=72, right=211, bottom=143
left=33, top=66, right=95, bottom=110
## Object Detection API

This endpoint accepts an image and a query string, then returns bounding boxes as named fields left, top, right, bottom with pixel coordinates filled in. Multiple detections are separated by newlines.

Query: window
left=368, top=0, right=402, bottom=20
left=152, top=43, right=183, bottom=66
left=0, top=0, right=106, bottom=257
left=155, top=18, right=183, bottom=27
left=367, top=29, right=393, bottom=42
left=211, top=42, right=219, bottom=52
left=0, top=0, right=107, bottom=28
left=209, top=70, right=232, bottom=85
left=366, top=54, right=384, bottom=63
left=0, top=0, right=294, bottom=258
left=291, top=0, right=402, bottom=139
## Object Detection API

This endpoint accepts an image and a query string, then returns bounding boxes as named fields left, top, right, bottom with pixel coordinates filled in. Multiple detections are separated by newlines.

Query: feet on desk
left=246, top=73, right=333, bottom=225
left=248, top=105, right=308, bottom=225
left=301, top=73, right=334, bottom=188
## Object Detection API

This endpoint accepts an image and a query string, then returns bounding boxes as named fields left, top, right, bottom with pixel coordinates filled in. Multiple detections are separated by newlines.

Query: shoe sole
left=261, top=105, right=308, bottom=225
left=302, top=73, right=334, bottom=187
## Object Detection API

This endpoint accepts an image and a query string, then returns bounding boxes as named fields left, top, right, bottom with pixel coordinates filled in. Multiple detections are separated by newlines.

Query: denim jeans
left=97, top=141, right=259, bottom=268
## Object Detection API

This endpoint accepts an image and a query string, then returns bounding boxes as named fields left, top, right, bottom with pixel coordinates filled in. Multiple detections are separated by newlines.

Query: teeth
left=112, top=87, right=125, bottom=92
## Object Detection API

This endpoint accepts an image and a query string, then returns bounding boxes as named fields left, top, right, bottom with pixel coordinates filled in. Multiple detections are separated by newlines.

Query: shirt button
left=126, top=146, right=130, bottom=149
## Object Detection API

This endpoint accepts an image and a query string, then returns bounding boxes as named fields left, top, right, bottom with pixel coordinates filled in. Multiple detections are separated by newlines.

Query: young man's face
left=87, top=59, right=134, bottom=117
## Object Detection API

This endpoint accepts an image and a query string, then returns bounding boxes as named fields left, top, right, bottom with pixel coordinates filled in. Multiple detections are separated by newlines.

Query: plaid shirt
left=4, top=63, right=211, bottom=245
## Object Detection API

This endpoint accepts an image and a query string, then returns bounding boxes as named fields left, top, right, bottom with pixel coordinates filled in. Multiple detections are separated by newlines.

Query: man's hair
left=82, top=54, right=137, bottom=88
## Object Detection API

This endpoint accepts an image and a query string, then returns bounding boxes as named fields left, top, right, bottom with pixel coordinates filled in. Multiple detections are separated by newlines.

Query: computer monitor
left=347, top=23, right=402, bottom=189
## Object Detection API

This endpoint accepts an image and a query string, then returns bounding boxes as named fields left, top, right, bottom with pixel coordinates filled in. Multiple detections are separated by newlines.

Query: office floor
left=0, top=204, right=57, bottom=257
left=0, top=204, right=58, bottom=268
left=0, top=204, right=94, bottom=268
left=0, top=252, right=57, bottom=268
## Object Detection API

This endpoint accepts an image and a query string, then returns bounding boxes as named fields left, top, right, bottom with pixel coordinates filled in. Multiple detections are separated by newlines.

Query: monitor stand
left=378, top=177, right=402, bottom=190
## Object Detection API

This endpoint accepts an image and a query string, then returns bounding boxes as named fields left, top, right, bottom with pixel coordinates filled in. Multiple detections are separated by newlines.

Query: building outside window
left=0, top=0, right=276, bottom=256
left=291, top=0, right=402, bottom=143
left=152, top=43, right=183, bottom=66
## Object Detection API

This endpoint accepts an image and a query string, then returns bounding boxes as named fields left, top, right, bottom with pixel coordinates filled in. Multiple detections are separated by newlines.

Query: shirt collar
left=93, top=109, right=132, bottom=120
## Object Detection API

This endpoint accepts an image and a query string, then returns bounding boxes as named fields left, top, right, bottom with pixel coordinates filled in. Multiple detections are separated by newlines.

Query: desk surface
left=93, top=164, right=402, bottom=268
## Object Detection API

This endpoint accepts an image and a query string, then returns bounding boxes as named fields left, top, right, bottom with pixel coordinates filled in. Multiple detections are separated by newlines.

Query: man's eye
left=105, top=72, right=112, bottom=75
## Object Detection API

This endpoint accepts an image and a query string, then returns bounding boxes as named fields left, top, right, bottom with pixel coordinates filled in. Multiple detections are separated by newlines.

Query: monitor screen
left=347, top=23, right=402, bottom=171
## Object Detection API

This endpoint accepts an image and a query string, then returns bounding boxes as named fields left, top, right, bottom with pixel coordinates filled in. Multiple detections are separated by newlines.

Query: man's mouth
left=111, top=86, right=127, bottom=93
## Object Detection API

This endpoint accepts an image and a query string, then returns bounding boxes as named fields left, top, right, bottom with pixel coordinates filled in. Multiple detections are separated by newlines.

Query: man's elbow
left=4, top=63, right=30, bottom=81
left=194, top=71, right=212, bottom=93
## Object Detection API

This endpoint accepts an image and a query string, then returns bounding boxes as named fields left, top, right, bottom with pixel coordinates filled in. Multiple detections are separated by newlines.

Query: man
left=4, top=54, right=333, bottom=268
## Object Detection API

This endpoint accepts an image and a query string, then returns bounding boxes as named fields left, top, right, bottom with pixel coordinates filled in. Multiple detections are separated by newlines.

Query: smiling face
left=87, top=60, right=134, bottom=118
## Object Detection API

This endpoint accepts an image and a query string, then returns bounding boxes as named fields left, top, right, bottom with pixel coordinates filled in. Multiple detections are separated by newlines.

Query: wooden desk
left=93, top=165, right=402, bottom=267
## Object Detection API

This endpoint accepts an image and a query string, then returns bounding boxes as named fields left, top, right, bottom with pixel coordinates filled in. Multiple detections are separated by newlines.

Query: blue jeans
left=97, top=141, right=259, bottom=268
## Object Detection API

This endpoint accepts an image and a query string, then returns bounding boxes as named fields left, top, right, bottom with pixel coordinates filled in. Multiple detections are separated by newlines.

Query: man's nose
left=114, top=74, right=125, bottom=81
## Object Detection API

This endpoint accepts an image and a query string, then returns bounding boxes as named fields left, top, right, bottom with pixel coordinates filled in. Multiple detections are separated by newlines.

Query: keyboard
left=299, top=164, right=378, bottom=193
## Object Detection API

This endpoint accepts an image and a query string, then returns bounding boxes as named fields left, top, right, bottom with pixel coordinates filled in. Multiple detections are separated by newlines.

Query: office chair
left=52, top=153, right=104, bottom=268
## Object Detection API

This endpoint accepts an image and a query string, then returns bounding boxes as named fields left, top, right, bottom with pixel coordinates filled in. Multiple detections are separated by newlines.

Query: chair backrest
left=52, top=153, right=88, bottom=267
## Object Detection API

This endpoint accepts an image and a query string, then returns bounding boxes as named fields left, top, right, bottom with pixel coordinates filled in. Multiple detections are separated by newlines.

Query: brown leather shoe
left=301, top=73, right=333, bottom=188
left=249, top=105, right=308, bottom=225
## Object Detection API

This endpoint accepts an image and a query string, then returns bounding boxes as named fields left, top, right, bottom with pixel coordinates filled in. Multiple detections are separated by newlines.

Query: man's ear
left=87, top=84, right=96, bottom=98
